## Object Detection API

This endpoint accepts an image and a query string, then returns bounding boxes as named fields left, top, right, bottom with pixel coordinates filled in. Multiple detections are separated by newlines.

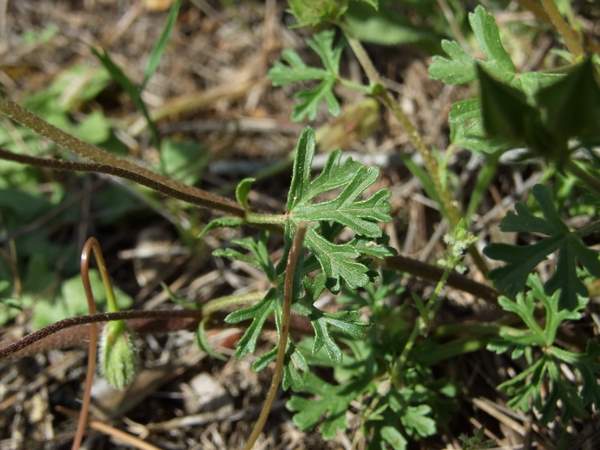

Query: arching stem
left=72, top=237, right=114, bottom=450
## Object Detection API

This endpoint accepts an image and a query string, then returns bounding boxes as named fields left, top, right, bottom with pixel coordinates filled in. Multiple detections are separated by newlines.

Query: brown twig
left=540, top=0, right=584, bottom=58
left=57, top=406, right=162, bottom=450
left=243, top=224, right=307, bottom=450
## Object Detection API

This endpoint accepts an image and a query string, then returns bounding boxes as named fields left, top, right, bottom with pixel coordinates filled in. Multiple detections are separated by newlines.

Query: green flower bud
left=99, top=320, right=138, bottom=389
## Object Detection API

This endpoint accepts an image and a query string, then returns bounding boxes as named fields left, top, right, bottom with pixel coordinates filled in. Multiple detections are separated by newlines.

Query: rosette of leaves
left=429, top=5, right=600, bottom=167
left=487, top=274, right=600, bottom=423
left=207, top=127, right=391, bottom=386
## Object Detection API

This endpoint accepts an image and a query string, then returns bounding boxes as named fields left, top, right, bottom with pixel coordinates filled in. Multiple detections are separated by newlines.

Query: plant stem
left=0, top=309, right=204, bottom=360
left=540, top=0, right=584, bottom=58
left=245, top=212, right=288, bottom=225
left=342, top=30, right=489, bottom=276
left=565, top=159, right=600, bottom=198
left=394, top=266, right=451, bottom=375
left=383, top=255, right=498, bottom=303
left=243, top=224, right=307, bottom=450
left=0, top=100, right=245, bottom=217
left=72, top=238, right=103, bottom=450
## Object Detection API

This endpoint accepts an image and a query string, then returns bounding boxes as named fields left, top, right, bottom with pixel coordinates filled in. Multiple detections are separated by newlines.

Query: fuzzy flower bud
left=99, top=320, right=137, bottom=389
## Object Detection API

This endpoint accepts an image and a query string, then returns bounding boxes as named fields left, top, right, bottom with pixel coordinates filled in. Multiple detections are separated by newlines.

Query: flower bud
left=99, top=320, right=137, bottom=389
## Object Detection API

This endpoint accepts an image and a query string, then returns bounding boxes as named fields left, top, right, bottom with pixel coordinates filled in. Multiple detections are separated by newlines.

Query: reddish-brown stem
left=0, top=309, right=203, bottom=360
left=243, top=224, right=307, bottom=450
left=71, top=237, right=111, bottom=450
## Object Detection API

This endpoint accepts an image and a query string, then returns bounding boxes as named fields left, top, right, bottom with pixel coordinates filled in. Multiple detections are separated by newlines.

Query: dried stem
left=57, top=406, right=162, bottom=450
left=0, top=100, right=244, bottom=216
left=243, top=224, right=307, bottom=450
left=540, top=0, right=584, bottom=58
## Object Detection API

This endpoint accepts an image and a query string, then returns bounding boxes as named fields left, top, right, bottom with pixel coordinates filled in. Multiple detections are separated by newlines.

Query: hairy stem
left=0, top=100, right=244, bottom=216
left=243, top=224, right=307, bottom=450
left=0, top=309, right=203, bottom=360
left=540, top=0, right=584, bottom=58
left=342, top=31, right=489, bottom=276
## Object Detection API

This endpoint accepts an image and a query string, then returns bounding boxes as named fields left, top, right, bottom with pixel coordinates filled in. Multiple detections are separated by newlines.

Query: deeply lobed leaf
left=484, top=185, right=600, bottom=310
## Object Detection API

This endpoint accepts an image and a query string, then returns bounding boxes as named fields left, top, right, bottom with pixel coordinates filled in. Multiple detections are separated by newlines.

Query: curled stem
left=243, top=224, right=307, bottom=450
left=72, top=237, right=112, bottom=450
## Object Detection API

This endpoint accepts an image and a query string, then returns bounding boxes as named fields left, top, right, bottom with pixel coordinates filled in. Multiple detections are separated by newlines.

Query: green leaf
left=305, top=230, right=368, bottom=291
left=74, top=111, right=111, bottom=144
left=429, top=40, right=475, bottom=85
left=491, top=274, right=598, bottom=421
left=449, top=98, right=511, bottom=154
left=484, top=184, right=600, bottom=309
left=287, top=127, right=316, bottom=210
left=428, top=6, right=515, bottom=85
left=269, top=49, right=329, bottom=85
left=345, top=2, right=439, bottom=50
left=283, top=346, right=309, bottom=390
left=380, top=426, right=407, bottom=450
left=304, top=149, right=363, bottom=201
left=160, top=138, right=207, bottom=185
left=285, top=129, right=391, bottom=290
left=196, top=318, right=227, bottom=361
left=286, top=372, right=355, bottom=439
left=287, top=0, right=349, bottom=27
left=400, top=405, right=436, bottom=438
left=235, top=177, right=255, bottom=209
left=477, top=65, right=536, bottom=145
left=198, top=216, right=244, bottom=240
left=292, top=169, right=390, bottom=238
left=293, top=79, right=340, bottom=122
left=536, top=58, right=600, bottom=142
left=269, top=30, right=342, bottom=121
left=214, top=234, right=276, bottom=281
left=224, top=290, right=277, bottom=358
left=468, top=5, right=515, bottom=82
left=310, top=309, right=368, bottom=362
left=92, top=48, right=160, bottom=146
left=142, top=0, right=181, bottom=90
